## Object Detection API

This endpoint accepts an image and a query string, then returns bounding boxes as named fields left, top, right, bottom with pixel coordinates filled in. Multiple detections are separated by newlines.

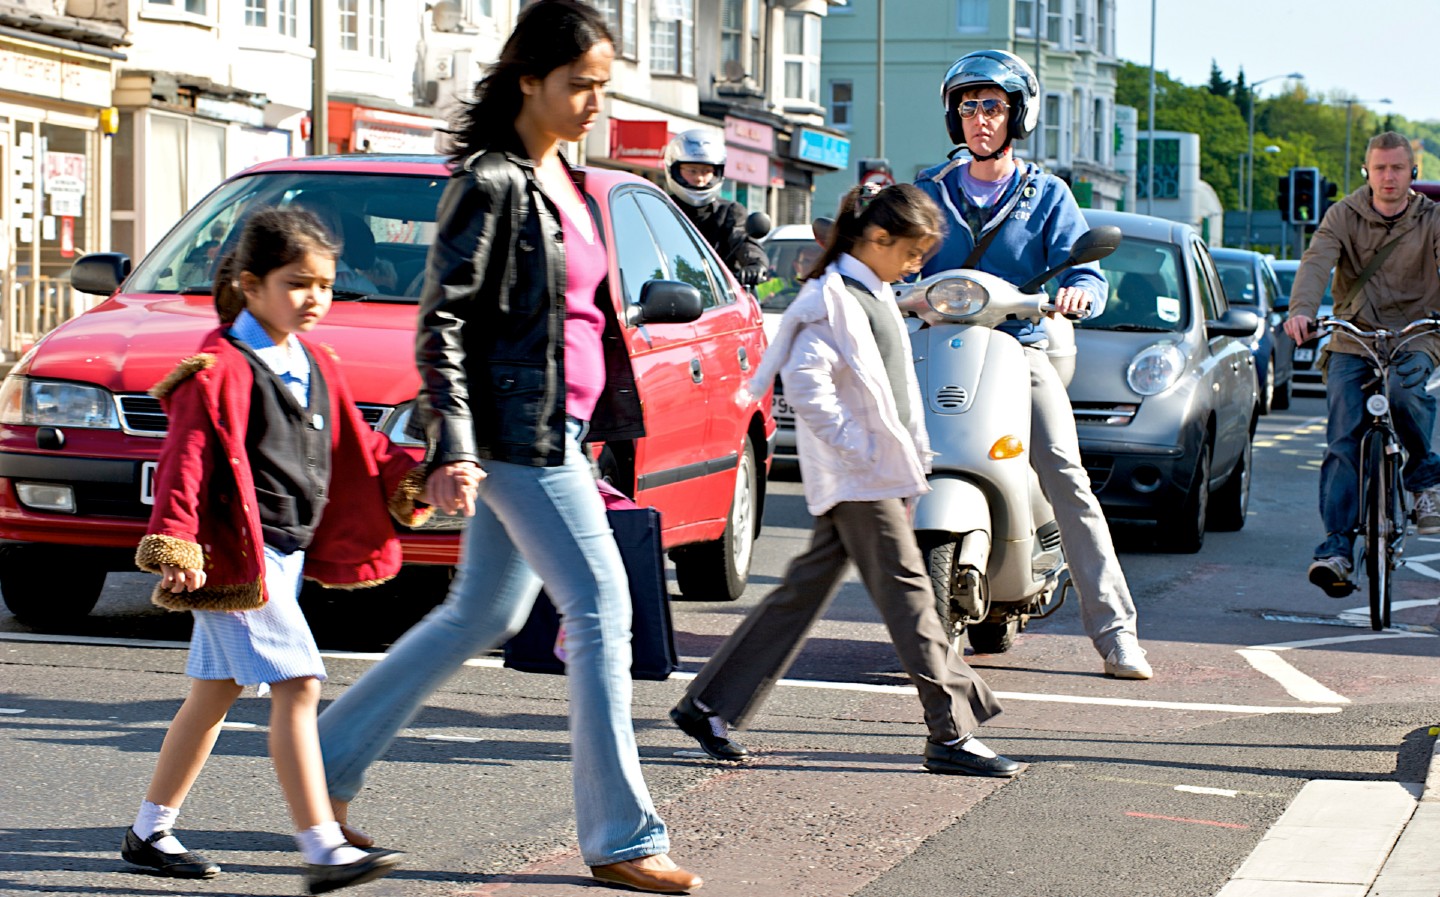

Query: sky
left=1113, top=0, right=1439, bottom=124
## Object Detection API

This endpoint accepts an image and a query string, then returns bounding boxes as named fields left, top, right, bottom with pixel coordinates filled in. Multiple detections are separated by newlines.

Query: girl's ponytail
left=802, top=183, right=945, bottom=282
left=212, top=253, right=245, bottom=325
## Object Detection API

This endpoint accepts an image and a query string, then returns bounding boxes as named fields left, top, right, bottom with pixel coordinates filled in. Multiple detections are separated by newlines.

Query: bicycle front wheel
left=1363, top=435, right=1395, bottom=631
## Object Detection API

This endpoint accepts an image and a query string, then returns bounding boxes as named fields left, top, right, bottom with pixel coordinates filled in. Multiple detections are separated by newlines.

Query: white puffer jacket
left=748, top=257, right=932, bottom=517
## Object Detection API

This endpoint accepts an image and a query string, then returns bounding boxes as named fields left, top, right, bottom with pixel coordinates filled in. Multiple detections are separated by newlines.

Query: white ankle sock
left=296, top=823, right=367, bottom=866
left=943, top=735, right=998, bottom=758
left=133, top=800, right=187, bottom=854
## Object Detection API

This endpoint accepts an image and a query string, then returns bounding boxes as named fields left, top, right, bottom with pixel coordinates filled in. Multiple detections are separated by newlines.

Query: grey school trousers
left=684, top=497, right=1003, bottom=743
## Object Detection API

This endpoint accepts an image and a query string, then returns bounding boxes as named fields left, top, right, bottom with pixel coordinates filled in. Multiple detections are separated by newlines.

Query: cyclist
left=662, top=128, right=771, bottom=287
left=914, top=49, right=1150, bottom=680
left=1283, top=131, right=1440, bottom=597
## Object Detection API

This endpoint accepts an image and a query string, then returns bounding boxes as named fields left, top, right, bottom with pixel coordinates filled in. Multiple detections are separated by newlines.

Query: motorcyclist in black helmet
left=662, top=128, right=771, bottom=287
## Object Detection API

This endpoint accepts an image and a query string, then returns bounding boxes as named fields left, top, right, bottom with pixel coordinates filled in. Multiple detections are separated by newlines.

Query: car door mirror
left=71, top=252, right=132, bottom=296
left=1206, top=306, right=1263, bottom=338
left=745, top=211, right=772, bottom=240
left=629, top=280, right=704, bottom=327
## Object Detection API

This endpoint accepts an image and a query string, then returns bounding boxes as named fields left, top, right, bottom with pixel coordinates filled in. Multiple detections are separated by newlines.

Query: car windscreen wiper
left=331, top=288, right=372, bottom=301
left=1098, top=323, right=1176, bottom=332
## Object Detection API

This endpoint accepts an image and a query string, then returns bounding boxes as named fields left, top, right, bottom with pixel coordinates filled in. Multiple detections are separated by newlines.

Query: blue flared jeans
left=316, top=419, right=668, bottom=866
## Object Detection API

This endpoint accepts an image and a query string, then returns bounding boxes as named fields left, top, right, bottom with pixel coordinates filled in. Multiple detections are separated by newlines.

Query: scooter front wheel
left=968, top=619, right=1019, bottom=655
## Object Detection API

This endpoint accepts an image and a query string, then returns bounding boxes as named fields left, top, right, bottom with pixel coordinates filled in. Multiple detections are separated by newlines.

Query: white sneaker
left=1414, top=488, right=1440, bottom=535
left=1104, top=636, right=1153, bottom=680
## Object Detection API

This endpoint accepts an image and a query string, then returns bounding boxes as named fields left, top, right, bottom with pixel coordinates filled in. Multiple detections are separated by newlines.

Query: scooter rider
left=914, top=49, right=1152, bottom=680
left=663, top=128, right=771, bottom=287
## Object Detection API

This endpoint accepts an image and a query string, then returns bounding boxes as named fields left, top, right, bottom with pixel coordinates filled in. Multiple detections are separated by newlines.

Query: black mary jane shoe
left=669, top=696, right=750, bottom=761
left=922, top=738, right=1024, bottom=778
left=121, top=827, right=220, bottom=879
left=304, top=848, right=403, bottom=894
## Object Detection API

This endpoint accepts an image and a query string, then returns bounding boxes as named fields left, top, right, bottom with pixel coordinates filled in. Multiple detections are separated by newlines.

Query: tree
left=1233, top=68, right=1249, bottom=121
left=1207, top=60, right=1232, bottom=100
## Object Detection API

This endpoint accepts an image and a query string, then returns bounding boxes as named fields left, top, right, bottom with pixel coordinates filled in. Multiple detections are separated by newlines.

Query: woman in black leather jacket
left=315, top=2, right=702, bottom=892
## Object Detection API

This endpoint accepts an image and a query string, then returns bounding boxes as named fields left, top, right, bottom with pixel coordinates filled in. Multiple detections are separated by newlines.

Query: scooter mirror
left=1067, top=225, right=1123, bottom=265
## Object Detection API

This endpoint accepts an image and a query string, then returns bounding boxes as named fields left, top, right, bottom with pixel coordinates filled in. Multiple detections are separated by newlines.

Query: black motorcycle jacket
left=679, top=198, right=769, bottom=284
left=414, top=145, right=644, bottom=469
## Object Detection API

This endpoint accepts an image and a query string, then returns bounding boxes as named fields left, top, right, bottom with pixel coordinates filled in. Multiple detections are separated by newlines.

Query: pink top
left=558, top=201, right=608, bottom=422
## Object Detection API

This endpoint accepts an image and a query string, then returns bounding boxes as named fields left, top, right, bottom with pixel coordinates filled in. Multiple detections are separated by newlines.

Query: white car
left=758, top=224, right=823, bottom=457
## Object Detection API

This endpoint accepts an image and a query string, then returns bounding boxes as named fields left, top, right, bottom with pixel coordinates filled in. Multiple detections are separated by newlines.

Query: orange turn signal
left=989, top=435, right=1025, bottom=460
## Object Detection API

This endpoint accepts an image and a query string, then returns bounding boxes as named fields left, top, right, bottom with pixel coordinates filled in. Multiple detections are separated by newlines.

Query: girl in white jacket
left=671, top=184, right=1021, bottom=778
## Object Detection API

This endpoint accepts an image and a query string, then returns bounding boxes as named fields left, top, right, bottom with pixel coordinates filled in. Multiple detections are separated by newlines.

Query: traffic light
left=1315, top=177, right=1340, bottom=227
left=858, top=157, right=894, bottom=187
left=1289, top=167, right=1321, bottom=226
left=1277, top=175, right=1292, bottom=223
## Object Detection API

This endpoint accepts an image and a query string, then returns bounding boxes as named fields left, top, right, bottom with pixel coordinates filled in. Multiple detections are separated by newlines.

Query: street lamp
left=1245, top=71, right=1304, bottom=249
left=1344, top=98, right=1392, bottom=194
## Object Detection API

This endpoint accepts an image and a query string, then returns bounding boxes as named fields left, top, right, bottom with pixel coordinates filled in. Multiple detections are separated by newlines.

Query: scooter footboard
left=912, top=476, right=991, bottom=535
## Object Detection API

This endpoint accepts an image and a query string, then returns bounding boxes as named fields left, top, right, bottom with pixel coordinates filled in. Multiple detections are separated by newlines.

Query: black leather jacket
left=415, top=147, right=644, bottom=468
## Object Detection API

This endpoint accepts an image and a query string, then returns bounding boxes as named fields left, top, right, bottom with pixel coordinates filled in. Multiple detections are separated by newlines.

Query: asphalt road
left=2, top=392, right=1439, bottom=897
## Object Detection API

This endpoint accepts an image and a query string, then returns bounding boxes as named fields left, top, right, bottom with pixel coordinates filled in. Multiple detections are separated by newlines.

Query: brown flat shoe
left=590, top=857, right=703, bottom=893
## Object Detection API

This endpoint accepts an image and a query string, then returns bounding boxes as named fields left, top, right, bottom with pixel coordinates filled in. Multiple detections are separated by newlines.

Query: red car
left=0, top=156, right=774, bottom=625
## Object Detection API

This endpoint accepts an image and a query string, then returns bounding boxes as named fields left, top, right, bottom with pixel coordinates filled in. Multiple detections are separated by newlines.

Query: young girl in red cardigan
left=122, top=207, right=471, bottom=894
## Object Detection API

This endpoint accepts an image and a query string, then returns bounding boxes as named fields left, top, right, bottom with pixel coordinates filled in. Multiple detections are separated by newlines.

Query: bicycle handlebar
left=1317, top=315, right=1440, bottom=360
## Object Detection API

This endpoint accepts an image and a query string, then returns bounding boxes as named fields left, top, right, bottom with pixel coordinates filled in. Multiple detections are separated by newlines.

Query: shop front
left=779, top=125, right=850, bottom=224
left=326, top=98, right=445, bottom=155
left=0, top=25, right=124, bottom=356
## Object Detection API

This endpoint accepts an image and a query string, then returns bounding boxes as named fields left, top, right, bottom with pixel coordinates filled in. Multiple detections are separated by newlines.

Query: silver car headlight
left=1126, top=342, right=1187, bottom=396
left=382, top=402, right=427, bottom=447
left=926, top=277, right=989, bottom=319
left=0, top=376, right=120, bottom=429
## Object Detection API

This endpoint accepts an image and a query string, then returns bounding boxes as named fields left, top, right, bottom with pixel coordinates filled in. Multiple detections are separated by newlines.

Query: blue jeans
left=317, top=419, right=668, bottom=866
left=1320, top=351, right=1440, bottom=538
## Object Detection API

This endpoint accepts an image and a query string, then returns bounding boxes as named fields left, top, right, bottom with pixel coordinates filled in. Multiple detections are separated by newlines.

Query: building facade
left=814, top=0, right=1125, bottom=218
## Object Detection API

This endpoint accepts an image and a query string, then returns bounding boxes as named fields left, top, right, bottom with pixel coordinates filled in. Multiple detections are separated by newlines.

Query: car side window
left=1191, top=243, right=1224, bottom=320
left=609, top=190, right=669, bottom=308
left=632, top=190, right=724, bottom=311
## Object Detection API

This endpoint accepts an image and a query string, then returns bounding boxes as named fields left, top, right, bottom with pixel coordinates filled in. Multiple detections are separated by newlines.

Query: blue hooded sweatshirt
left=915, top=158, right=1107, bottom=345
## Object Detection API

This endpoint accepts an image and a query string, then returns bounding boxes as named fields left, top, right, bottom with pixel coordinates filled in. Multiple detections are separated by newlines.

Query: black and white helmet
left=941, top=49, right=1040, bottom=147
left=663, top=128, right=726, bottom=207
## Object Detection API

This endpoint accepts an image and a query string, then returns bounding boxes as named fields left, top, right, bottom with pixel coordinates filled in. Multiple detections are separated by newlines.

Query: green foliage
left=1117, top=60, right=1440, bottom=213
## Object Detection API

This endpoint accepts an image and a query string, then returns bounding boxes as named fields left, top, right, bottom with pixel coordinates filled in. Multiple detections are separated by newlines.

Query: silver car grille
left=1072, top=402, right=1138, bottom=426
left=116, top=396, right=391, bottom=436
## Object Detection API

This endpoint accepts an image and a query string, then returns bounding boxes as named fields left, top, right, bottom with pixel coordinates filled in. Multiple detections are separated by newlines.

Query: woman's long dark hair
left=804, top=183, right=946, bottom=281
left=212, top=207, right=338, bottom=325
left=445, top=0, right=613, bottom=164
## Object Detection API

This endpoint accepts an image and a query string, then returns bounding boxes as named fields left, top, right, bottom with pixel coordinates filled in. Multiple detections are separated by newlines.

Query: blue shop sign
left=793, top=129, right=850, bottom=169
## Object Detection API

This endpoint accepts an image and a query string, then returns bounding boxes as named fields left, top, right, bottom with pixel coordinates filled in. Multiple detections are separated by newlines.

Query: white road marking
left=1252, top=631, right=1437, bottom=651
left=220, top=721, right=257, bottom=729
left=1175, top=785, right=1239, bottom=797
left=1236, top=649, right=1350, bottom=704
left=1403, top=561, right=1440, bottom=581
left=0, top=632, right=1342, bottom=716
left=423, top=734, right=482, bottom=743
left=0, top=708, right=25, bottom=714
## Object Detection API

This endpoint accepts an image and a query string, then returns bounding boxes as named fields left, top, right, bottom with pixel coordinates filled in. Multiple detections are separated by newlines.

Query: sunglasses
left=957, top=98, right=1010, bottom=120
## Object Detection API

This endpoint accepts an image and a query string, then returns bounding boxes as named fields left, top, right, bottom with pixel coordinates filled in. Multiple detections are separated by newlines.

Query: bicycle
left=1316, top=316, right=1440, bottom=630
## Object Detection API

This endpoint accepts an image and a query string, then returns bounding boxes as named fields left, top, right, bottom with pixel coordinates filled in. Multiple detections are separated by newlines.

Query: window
left=1015, top=0, right=1035, bottom=34
left=1046, top=3, right=1062, bottom=43
left=147, top=0, right=207, bottom=14
left=467, top=0, right=492, bottom=18
left=650, top=0, right=694, bottom=77
left=721, top=0, right=742, bottom=69
left=1074, top=0, right=1087, bottom=42
left=339, top=0, right=358, bottom=50
left=956, top=0, right=987, bottom=32
left=749, top=0, right=760, bottom=76
left=829, top=80, right=853, bottom=129
left=594, top=0, right=637, bottom=58
left=1043, top=93, right=1062, bottom=160
left=1092, top=98, right=1106, bottom=162
left=368, top=0, right=386, bottom=58
left=782, top=12, right=821, bottom=106
left=1071, top=89, right=1084, bottom=160
left=1193, top=244, right=1223, bottom=319
left=245, top=0, right=299, bottom=37
left=1097, top=0, right=1113, bottom=55
left=634, top=190, right=723, bottom=309
left=245, top=0, right=265, bottom=27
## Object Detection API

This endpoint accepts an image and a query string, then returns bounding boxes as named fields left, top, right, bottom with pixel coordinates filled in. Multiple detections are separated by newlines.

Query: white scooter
left=896, top=226, right=1122, bottom=654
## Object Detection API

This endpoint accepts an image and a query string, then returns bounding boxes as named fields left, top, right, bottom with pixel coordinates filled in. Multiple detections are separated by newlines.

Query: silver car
left=1066, top=210, right=1262, bottom=552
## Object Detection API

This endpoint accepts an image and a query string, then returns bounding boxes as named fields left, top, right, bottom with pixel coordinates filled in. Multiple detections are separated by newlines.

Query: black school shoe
left=304, top=848, right=403, bottom=894
left=923, top=738, right=1024, bottom=778
left=121, top=827, right=220, bottom=879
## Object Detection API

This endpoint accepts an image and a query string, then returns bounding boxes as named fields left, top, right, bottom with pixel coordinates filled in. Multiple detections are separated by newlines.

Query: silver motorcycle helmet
left=940, top=49, right=1040, bottom=148
left=663, top=128, right=726, bottom=207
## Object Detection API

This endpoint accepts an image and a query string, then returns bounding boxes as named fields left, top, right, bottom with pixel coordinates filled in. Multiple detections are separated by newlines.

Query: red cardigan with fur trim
left=135, top=328, right=431, bottom=612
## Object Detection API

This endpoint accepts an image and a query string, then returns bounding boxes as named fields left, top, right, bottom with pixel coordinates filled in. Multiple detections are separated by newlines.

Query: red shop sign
left=609, top=119, right=670, bottom=168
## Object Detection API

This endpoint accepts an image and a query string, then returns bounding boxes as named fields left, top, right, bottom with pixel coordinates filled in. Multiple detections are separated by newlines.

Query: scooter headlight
left=925, top=277, right=989, bottom=319
left=1126, top=342, right=1187, bottom=396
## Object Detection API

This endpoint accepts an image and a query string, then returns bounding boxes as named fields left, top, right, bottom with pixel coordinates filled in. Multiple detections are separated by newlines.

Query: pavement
left=1213, top=725, right=1440, bottom=897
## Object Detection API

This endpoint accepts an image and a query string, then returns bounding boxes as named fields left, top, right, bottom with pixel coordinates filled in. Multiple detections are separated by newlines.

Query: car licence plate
left=1294, top=347, right=1315, bottom=363
left=772, top=394, right=794, bottom=421
left=140, top=461, right=158, bottom=506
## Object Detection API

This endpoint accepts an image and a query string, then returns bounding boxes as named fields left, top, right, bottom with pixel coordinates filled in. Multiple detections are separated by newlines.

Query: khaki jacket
left=1290, top=186, right=1440, bottom=364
